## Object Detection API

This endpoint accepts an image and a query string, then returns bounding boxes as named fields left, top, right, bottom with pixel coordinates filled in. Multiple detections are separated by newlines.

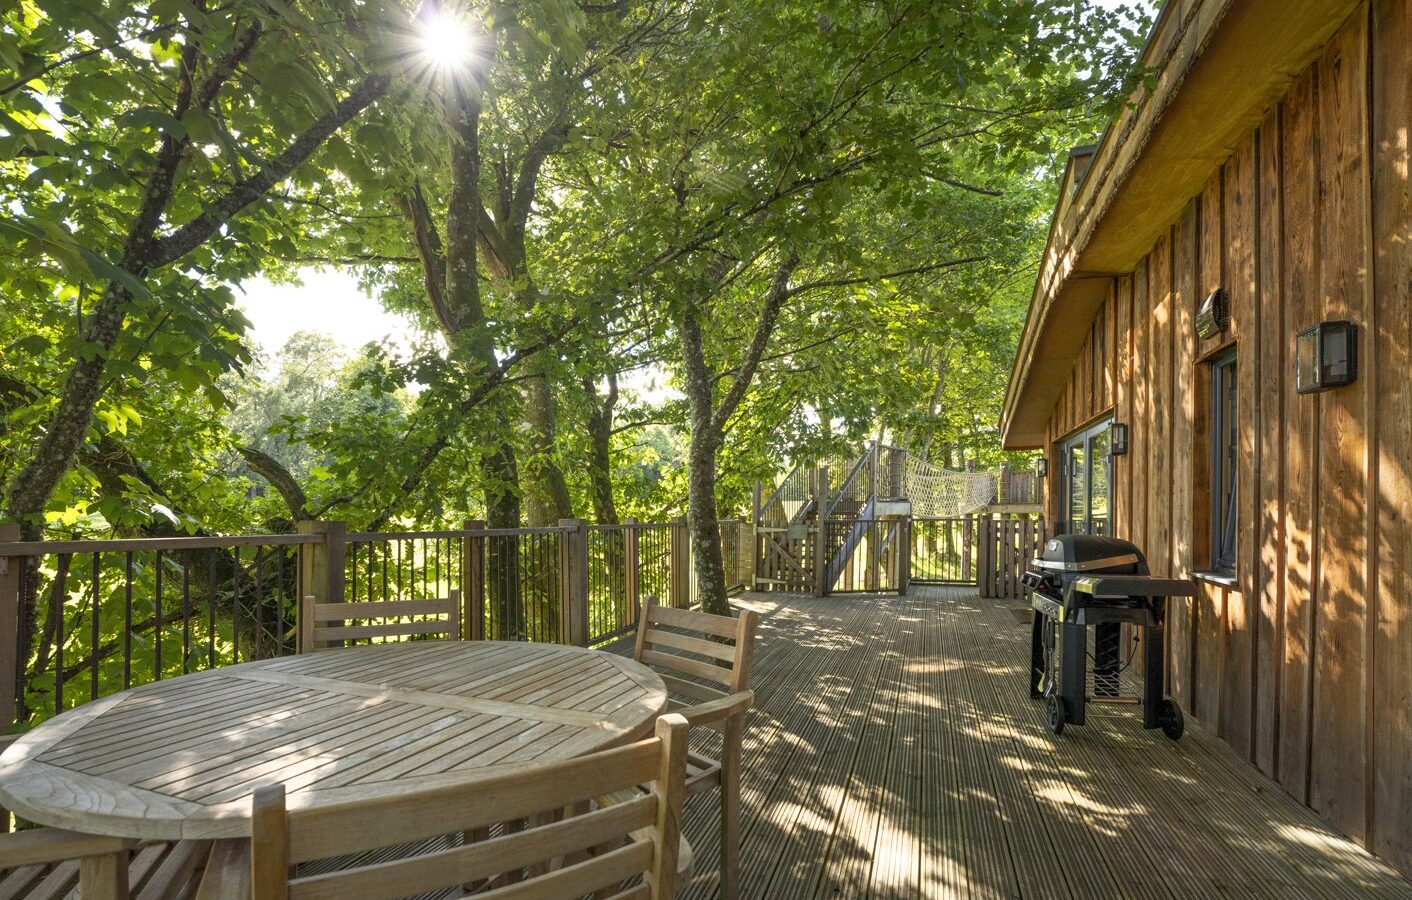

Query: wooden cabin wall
left=1038, top=1, right=1412, bottom=874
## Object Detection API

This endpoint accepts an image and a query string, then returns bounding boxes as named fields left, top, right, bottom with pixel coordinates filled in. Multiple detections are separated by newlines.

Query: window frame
left=1209, top=349, right=1238, bottom=574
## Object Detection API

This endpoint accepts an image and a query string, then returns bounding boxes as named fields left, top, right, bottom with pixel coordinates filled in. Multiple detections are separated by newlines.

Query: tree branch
left=711, top=253, right=800, bottom=434
left=238, top=446, right=310, bottom=521
left=151, top=73, right=391, bottom=268
left=400, top=180, right=457, bottom=332
left=785, top=255, right=985, bottom=298
left=923, top=172, right=1003, bottom=196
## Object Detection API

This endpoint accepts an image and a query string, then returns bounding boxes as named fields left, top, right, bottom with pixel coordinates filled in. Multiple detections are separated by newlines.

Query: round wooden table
left=0, top=641, right=667, bottom=840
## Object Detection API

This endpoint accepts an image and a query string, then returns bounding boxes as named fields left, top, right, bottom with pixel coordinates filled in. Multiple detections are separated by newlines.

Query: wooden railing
left=0, top=517, right=749, bottom=733
left=909, top=514, right=1046, bottom=599
left=976, top=515, right=1048, bottom=600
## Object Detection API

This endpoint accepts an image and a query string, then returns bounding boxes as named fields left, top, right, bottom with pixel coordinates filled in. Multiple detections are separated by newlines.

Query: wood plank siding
left=1033, top=2, right=1412, bottom=877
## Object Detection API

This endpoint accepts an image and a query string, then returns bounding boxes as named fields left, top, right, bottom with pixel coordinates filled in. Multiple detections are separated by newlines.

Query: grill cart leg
left=1029, top=610, right=1045, bottom=698
left=1142, top=615, right=1165, bottom=729
left=1061, top=620, right=1087, bottom=726
left=1094, top=622, right=1121, bottom=698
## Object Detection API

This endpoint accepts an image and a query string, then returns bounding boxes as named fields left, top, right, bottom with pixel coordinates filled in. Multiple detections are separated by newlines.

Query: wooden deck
left=646, top=586, right=1412, bottom=899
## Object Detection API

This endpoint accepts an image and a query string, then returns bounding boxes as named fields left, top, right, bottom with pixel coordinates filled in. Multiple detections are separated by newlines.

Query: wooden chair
left=631, top=596, right=757, bottom=899
left=220, top=713, right=688, bottom=900
left=299, top=590, right=461, bottom=653
left=0, top=736, right=210, bottom=900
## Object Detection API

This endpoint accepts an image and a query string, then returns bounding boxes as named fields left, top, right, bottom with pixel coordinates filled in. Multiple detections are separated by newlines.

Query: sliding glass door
left=1060, top=419, right=1112, bottom=536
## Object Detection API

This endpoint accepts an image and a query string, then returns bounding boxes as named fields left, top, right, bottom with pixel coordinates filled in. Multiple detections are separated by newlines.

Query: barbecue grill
left=1022, top=534, right=1195, bottom=738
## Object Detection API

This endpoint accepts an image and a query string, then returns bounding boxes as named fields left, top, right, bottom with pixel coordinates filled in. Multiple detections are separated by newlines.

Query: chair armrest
left=1, top=827, right=135, bottom=868
left=679, top=690, right=753, bottom=729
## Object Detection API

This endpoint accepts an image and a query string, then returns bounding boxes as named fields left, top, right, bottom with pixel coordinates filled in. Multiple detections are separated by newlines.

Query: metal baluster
left=90, top=553, right=100, bottom=702
left=255, top=546, right=265, bottom=660
left=276, top=548, right=287, bottom=655
left=232, top=548, right=241, bottom=663
left=182, top=549, right=192, bottom=673
left=54, top=553, right=70, bottom=712
left=123, top=552, right=133, bottom=689
left=154, top=551, right=163, bottom=681
left=207, top=550, right=217, bottom=669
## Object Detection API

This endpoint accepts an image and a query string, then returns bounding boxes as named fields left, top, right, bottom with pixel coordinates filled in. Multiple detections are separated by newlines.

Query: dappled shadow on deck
left=623, top=587, right=1412, bottom=899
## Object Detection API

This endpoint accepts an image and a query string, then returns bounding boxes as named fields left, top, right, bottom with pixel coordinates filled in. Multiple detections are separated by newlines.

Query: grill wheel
left=1158, top=698, right=1184, bottom=740
left=1046, top=694, right=1067, bottom=735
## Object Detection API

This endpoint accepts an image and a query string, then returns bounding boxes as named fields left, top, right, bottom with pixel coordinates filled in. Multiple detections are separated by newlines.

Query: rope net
left=904, top=455, right=996, bottom=518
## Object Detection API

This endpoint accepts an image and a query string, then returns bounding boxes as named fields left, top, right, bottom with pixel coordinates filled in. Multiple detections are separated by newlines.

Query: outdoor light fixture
left=1195, top=288, right=1229, bottom=339
left=1110, top=422, right=1129, bottom=456
left=1295, top=320, right=1358, bottom=394
left=1035, top=456, right=1048, bottom=478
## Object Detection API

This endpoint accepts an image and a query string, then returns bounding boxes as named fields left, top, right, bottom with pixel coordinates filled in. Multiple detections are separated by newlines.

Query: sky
left=235, top=268, right=418, bottom=362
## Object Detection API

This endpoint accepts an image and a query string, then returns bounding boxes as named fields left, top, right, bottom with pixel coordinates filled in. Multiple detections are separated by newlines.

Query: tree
left=538, top=0, right=1146, bottom=613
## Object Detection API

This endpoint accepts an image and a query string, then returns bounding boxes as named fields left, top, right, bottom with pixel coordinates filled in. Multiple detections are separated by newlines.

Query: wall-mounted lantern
left=1110, top=422, right=1129, bottom=456
left=1035, top=456, right=1048, bottom=478
left=1195, top=288, right=1229, bottom=339
left=1295, top=320, right=1358, bottom=394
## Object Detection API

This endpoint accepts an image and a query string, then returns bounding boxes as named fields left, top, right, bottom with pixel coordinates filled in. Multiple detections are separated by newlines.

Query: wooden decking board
left=636, top=587, right=1412, bottom=899
left=812, top=597, right=906, bottom=896
left=947, top=598, right=1098, bottom=900
left=738, top=594, right=900, bottom=896
left=865, top=595, right=921, bottom=897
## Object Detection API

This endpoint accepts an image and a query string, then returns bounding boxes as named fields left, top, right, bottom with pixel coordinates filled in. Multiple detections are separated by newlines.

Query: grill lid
left=1033, top=534, right=1147, bottom=574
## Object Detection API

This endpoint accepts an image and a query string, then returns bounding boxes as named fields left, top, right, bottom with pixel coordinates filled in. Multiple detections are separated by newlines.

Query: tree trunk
left=686, top=429, right=729, bottom=615
left=584, top=374, right=619, bottom=525
left=679, top=302, right=730, bottom=615
left=521, top=370, right=574, bottom=526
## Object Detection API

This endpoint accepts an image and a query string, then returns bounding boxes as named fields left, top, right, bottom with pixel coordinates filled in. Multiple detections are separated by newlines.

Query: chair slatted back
left=250, top=714, right=689, bottom=900
left=633, top=596, right=757, bottom=714
left=299, top=591, right=461, bottom=653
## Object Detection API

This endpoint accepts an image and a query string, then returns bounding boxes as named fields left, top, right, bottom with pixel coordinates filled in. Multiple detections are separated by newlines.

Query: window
left=1060, top=419, right=1113, bottom=536
left=1210, top=351, right=1238, bottom=572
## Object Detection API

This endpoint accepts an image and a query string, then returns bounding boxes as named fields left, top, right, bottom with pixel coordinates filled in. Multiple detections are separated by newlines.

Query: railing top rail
left=344, top=525, right=574, bottom=541
left=344, top=529, right=465, bottom=541
left=0, top=533, right=323, bottom=557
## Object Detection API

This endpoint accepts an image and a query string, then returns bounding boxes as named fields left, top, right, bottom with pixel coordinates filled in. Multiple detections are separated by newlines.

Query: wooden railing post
left=669, top=518, right=689, bottom=608
left=624, top=519, right=641, bottom=625
left=977, top=517, right=994, bottom=598
left=296, top=521, right=345, bottom=651
left=898, top=516, right=911, bottom=595
left=559, top=517, right=587, bottom=641
left=462, top=520, right=485, bottom=641
left=737, top=520, right=755, bottom=593
left=0, top=523, right=20, bottom=736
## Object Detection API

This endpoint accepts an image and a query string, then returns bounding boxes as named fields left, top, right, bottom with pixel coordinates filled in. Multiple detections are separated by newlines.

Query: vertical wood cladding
left=1037, top=2, right=1412, bottom=875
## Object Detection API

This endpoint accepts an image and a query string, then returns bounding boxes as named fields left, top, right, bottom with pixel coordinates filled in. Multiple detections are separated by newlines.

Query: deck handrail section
left=0, top=517, right=745, bottom=736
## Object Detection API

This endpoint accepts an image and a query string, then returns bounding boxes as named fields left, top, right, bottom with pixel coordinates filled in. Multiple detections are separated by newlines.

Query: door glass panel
left=1089, top=427, right=1110, bottom=535
left=1067, top=442, right=1087, bottom=535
